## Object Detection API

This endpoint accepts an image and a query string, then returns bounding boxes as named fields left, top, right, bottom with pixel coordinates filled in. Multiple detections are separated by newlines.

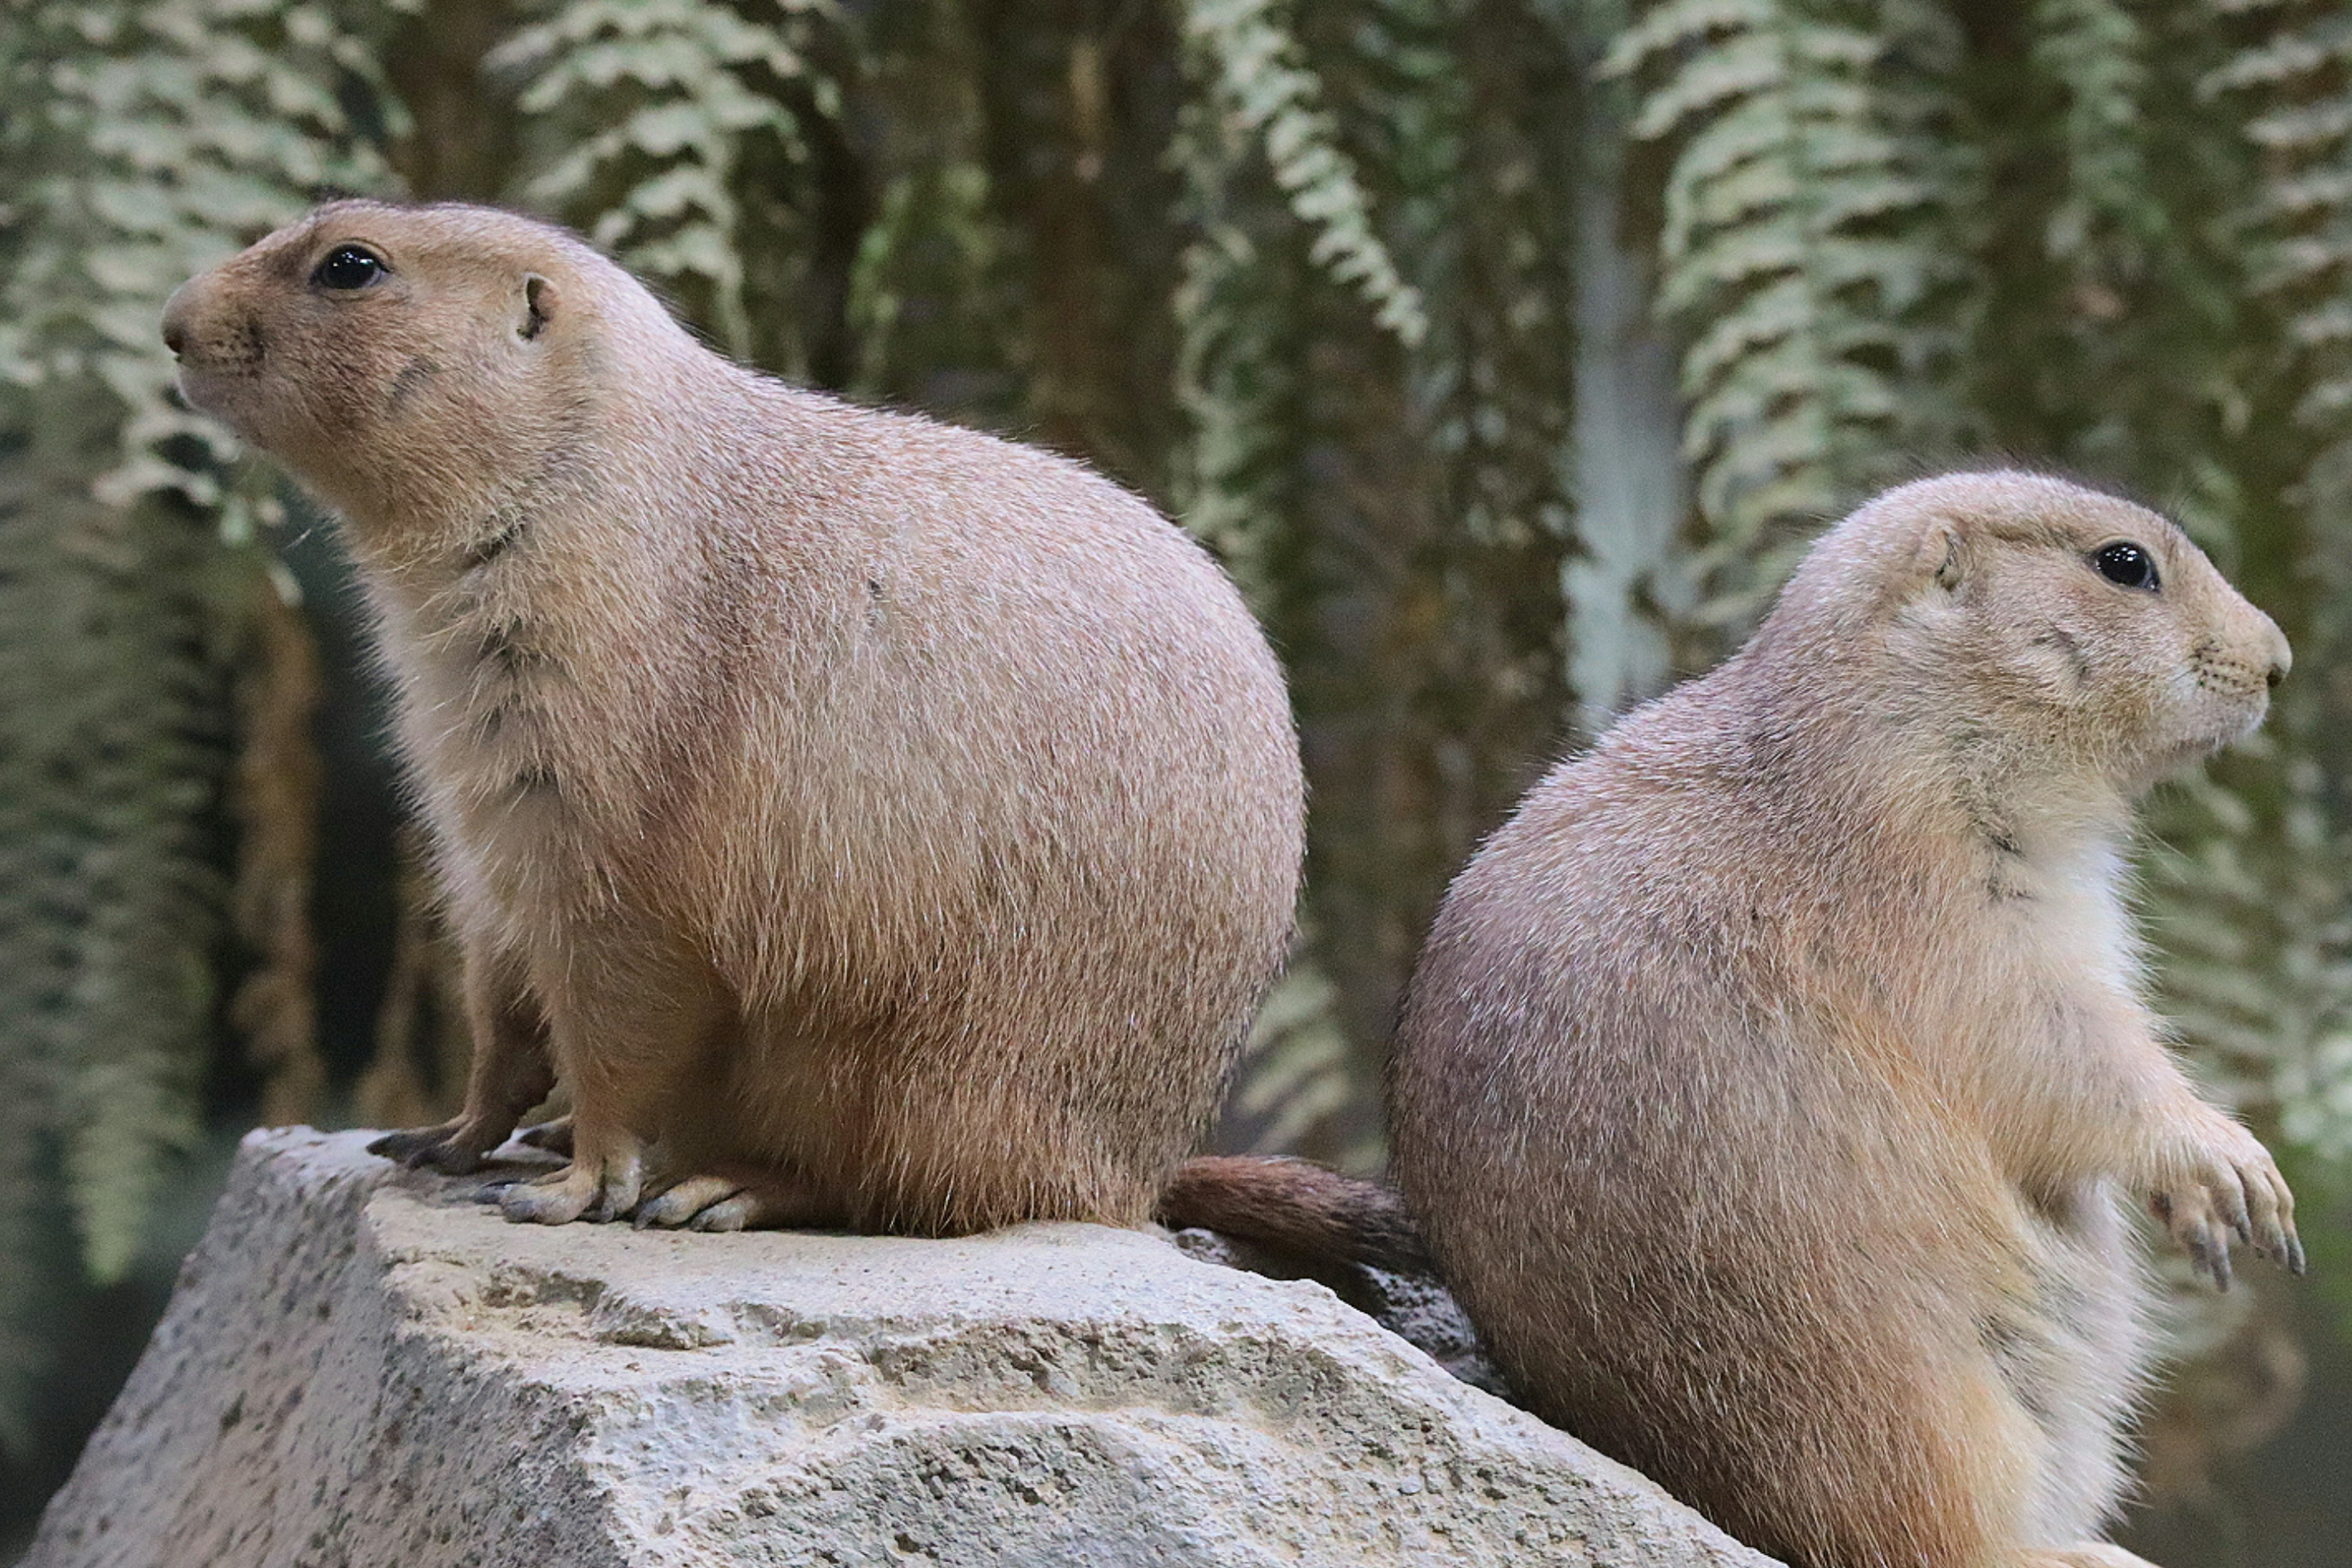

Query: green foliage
left=2148, top=753, right=2352, bottom=1164
left=1219, top=958, right=1381, bottom=1170
left=1608, top=0, right=1976, bottom=620
left=2034, top=0, right=2164, bottom=281
left=1178, top=0, right=1428, bottom=347
left=0, top=0, right=396, bottom=1450
left=2145, top=0, right=2352, bottom=1190
left=495, top=0, right=846, bottom=375
left=842, top=0, right=1021, bottom=422
left=0, top=461, right=55, bottom=1454
left=2211, top=0, right=2352, bottom=456
left=1171, top=0, right=1588, bottom=1125
left=1170, top=59, right=1319, bottom=602
left=0, top=0, right=400, bottom=512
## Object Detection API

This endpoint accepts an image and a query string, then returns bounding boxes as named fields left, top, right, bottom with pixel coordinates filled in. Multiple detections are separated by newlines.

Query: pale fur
left=1388, top=472, right=2299, bottom=1568
left=162, top=200, right=1305, bottom=1234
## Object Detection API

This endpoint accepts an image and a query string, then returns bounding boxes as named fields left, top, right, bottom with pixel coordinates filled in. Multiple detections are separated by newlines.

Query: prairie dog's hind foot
left=497, top=1137, right=646, bottom=1224
left=368, top=1114, right=518, bottom=1175
left=632, top=1165, right=838, bottom=1232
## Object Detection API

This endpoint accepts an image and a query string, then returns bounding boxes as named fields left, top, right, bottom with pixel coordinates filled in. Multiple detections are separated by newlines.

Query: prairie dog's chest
left=2005, top=836, right=2140, bottom=1003
left=389, top=547, right=566, bottom=744
left=1962, top=832, right=2153, bottom=1106
left=372, top=546, right=615, bottom=893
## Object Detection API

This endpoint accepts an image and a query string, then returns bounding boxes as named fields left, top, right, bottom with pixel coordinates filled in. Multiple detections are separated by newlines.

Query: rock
left=27, top=1129, right=1778, bottom=1568
left=1165, top=1227, right=1512, bottom=1398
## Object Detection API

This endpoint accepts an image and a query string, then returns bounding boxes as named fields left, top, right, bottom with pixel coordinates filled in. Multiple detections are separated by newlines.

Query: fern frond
left=2146, top=749, right=2352, bottom=1167
left=2034, top=0, right=2166, bottom=273
left=843, top=0, right=1020, bottom=422
left=496, top=0, right=846, bottom=374
left=0, top=0, right=398, bottom=510
left=2208, top=0, right=2352, bottom=445
left=1219, top=959, right=1382, bottom=1172
left=0, top=0, right=390, bottom=1289
left=1177, top=0, right=1428, bottom=347
left=1608, top=0, right=1976, bottom=619
left=2185, top=1, right=2352, bottom=1187
left=0, top=452, right=61, bottom=1455
left=1170, top=81, right=1320, bottom=608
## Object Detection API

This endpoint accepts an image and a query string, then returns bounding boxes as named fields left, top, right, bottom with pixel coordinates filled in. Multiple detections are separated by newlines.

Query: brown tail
left=1157, top=1155, right=1433, bottom=1275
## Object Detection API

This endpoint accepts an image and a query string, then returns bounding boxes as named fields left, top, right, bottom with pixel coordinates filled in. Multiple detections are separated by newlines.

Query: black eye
left=312, top=245, right=385, bottom=290
left=2090, top=541, right=2158, bottom=592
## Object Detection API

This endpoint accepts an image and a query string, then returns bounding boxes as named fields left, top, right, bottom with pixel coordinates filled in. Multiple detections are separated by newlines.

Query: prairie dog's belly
left=1989, top=1180, right=2154, bottom=1544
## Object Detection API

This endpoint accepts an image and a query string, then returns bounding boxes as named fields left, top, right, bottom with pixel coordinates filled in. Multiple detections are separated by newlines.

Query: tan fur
left=1389, top=473, right=2297, bottom=1568
left=162, top=200, right=1305, bottom=1235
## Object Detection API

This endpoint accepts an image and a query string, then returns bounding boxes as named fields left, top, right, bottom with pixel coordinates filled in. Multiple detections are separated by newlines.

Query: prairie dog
left=161, top=201, right=1304, bottom=1235
left=1384, top=473, right=2299, bottom=1568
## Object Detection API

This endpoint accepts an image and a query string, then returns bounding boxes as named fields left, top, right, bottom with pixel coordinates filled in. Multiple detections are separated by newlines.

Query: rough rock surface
left=1164, top=1227, right=1510, bottom=1396
left=28, top=1129, right=1777, bottom=1568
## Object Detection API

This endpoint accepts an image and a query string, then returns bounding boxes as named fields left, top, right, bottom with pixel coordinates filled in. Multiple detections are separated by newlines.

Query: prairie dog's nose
left=160, top=282, right=194, bottom=358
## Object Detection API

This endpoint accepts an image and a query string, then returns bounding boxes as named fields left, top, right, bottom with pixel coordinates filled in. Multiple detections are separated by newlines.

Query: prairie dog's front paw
left=2146, top=1110, right=2302, bottom=1289
left=368, top=1114, right=514, bottom=1175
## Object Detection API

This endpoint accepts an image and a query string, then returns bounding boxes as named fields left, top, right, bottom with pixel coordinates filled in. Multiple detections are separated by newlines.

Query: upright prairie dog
left=162, top=200, right=1304, bottom=1235
left=1386, top=473, right=2300, bottom=1568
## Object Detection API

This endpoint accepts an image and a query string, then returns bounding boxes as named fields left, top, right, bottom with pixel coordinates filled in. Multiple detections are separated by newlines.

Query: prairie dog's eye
left=2090, top=541, right=2158, bottom=592
left=312, top=245, right=386, bottom=290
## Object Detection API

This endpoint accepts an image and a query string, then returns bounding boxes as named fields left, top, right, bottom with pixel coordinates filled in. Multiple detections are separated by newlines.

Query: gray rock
left=1166, top=1227, right=1512, bottom=1398
left=28, top=1128, right=1777, bottom=1568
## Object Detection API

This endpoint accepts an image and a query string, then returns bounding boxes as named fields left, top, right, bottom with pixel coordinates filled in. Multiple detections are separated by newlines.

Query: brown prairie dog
left=162, top=200, right=1305, bottom=1235
left=1389, top=473, right=2299, bottom=1568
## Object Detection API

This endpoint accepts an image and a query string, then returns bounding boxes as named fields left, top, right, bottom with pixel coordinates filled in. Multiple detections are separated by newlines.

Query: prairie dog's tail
left=1158, top=1155, right=1433, bottom=1274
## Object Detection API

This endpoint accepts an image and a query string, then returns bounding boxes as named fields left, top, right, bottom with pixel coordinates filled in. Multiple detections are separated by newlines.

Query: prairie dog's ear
left=1915, top=516, right=1972, bottom=594
left=518, top=274, right=554, bottom=341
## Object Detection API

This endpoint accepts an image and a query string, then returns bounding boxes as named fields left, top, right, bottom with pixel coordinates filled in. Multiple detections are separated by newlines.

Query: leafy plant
left=0, top=0, right=393, bottom=1448
left=494, top=0, right=848, bottom=376
left=1607, top=0, right=1978, bottom=622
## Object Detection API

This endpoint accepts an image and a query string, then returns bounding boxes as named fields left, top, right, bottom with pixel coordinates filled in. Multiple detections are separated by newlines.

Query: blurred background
left=2, top=0, right=2351, bottom=1561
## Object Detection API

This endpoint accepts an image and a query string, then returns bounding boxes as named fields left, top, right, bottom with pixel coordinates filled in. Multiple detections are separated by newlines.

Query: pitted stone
left=28, top=1128, right=1777, bottom=1568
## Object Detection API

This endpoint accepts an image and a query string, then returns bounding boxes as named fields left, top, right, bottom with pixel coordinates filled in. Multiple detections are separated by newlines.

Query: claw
left=496, top=1142, right=643, bottom=1227
left=2150, top=1116, right=2304, bottom=1288
left=368, top=1118, right=508, bottom=1177
left=417, top=1142, right=485, bottom=1175
left=517, top=1117, right=574, bottom=1157
left=689, top=1194, right=761, bottom=1232
left=2214, top=1174, right=2252, bottom=1242
left=367, top=1127, right=439, bottom=1163
left=584, top=1161, right=644, bottom=1224
left=2201, top=1227, right=2233, bottom=1292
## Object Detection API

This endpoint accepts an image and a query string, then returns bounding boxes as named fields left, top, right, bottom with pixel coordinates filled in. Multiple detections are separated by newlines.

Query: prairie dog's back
left=669, top=380, right=1299, bottom=1011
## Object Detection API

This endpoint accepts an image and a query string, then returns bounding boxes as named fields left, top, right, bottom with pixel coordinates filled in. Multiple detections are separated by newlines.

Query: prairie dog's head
left=1766, top=471, right=2290, bottom=797
left=160, top=200, right=687, bottom=535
